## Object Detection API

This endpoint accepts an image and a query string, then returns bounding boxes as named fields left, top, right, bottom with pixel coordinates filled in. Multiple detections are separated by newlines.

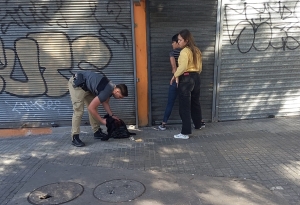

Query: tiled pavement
left=0, top=116, right=300, bottom=204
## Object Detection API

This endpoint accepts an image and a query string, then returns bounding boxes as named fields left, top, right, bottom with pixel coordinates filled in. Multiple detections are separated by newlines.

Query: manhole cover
left=28, top=182, right=84, bottom=205
left=94, top=179, right=145, bottom=202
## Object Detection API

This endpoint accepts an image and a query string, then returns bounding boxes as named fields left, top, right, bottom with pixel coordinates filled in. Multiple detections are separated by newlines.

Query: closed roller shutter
left=0, top=0, right=136, bottom=128
left=149, top=0, right=217, bottom=125
left=217, top=0, right=300, bottom=121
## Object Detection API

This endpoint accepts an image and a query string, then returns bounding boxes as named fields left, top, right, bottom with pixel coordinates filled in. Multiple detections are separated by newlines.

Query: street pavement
left=1, top=116, right=300, bottom=205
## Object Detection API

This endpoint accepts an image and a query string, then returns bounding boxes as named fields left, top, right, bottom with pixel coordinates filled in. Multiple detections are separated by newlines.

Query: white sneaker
left=174, top=133, right=189, bottom=139
left=158, top=124, right=166, bottom=131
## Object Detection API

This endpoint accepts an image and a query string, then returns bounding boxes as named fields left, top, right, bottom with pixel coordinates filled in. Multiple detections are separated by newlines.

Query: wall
left=216, top=0, right=300, bottom=120
left=0, top=0, right=136, bottom=128
left=134, top=0, right=149, bottom=126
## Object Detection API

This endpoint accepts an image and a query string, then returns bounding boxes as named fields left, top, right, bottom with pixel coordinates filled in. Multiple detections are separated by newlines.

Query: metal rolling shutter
left=149, top=0, right=217, bottom=125
left=217, top=0, right=300, bottom=121
left=0, top=0, right=135, bottom=128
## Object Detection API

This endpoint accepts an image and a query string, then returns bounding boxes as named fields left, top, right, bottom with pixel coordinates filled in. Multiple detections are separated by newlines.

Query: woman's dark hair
left=179, top=29, right=201, bottom=67
left=116, top=84, right=128, bottom=97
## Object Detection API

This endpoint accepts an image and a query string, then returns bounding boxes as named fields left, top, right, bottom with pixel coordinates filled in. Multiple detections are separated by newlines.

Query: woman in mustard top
left=171, top=29, right=205, bottom=139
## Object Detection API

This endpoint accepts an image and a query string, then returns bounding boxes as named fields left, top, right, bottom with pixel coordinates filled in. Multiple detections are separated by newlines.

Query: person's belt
left=72, top=73, right=88, bottom=91
left=183, top=72, right=198, bottom=76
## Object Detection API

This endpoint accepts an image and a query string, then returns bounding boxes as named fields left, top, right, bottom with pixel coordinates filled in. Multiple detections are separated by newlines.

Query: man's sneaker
left=158, top=123, right=166, bottom=131
left=101, top=135, right=110, bottom=141
left=94, top=128, right=108, bottom=139
left=174, top=133, right=189, bottom=139
left=72, top=134, right=85, bottom=147
left=201, top=121, right=206, bottom=128
left=195, top=122, right=206, bottom=130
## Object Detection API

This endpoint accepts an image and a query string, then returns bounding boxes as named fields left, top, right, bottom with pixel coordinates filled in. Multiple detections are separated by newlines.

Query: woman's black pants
left=178, top=72, right=203, bottom=135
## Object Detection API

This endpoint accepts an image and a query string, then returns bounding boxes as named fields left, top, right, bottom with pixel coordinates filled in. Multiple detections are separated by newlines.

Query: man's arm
left=88, top=96, right=106, bottom=125
left=101, top=98, right=113, bottom=116
left=102, top=99, right=120, bottom=120
left=170, top=56, right=177, bottom=74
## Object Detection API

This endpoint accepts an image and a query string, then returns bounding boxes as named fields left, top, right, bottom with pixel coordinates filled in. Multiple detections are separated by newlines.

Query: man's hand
left=170, top=76, right=178, bottom=86
left=170, top=76, right=175, bottom=85
left=112, top=115, right=120, bottom=121
left=100, top=118, right=107, bottom=125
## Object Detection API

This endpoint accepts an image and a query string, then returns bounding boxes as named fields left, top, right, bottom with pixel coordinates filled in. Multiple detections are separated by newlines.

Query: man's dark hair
left=172, top=33, right=179, bottom=43
left=116, top=84, right=128, bottom=97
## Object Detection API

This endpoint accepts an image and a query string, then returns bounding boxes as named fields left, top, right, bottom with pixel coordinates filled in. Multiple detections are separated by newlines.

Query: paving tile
left=0, top=117, right=300, bottom=204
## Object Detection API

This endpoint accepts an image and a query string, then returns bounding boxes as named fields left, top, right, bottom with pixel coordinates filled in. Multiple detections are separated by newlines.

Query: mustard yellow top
left=174, top=47, right=202, bottom=77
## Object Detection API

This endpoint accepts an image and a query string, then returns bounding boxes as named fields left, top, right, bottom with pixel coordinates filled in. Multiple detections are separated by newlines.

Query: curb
left=0, top=125, right=110, bottom=138
left=0, top=128, right=52, bottom=138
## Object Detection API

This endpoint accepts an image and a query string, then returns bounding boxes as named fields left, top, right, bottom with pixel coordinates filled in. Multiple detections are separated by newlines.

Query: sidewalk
left=1, top=116, right=300, bottom=204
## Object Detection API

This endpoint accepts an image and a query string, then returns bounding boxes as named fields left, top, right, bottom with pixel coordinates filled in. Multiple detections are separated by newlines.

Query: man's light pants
left=68, top=77, right=100, bottom=137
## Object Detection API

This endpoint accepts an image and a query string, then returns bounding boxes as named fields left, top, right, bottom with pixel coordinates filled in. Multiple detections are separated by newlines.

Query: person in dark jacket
left=68, top=71, right=128, bottom=147
left=158, top=33, right=182, bottom=130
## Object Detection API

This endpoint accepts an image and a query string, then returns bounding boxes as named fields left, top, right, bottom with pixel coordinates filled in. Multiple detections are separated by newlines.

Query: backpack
left=103, top=114, right=136, bottom=140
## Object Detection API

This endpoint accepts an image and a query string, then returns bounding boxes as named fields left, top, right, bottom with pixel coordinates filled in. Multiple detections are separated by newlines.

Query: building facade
left=0, top=0, right=138, bottom=128
left=149, top=0, right=300, bottom=124
left=0, top=0, right=299, bottom=128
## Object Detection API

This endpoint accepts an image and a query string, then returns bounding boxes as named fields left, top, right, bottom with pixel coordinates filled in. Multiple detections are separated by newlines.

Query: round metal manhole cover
left=94, top=179, right=145, bottom=202
left=27, top=182, right=84, bottom=205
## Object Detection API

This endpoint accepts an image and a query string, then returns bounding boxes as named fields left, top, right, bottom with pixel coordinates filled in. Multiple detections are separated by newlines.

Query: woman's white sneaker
left=174, top=133, right=189, bottom=139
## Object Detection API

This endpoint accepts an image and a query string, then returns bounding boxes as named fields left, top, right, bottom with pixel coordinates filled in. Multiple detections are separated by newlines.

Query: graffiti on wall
left=0, top=0, right=130, bottom=48
left=0, top=0, right=131, bottom=98
left=225, top=1, right=300, bottom=53
left=6, top=100, right=63, bottom=116
left=0, top=33, right=111, bottom=97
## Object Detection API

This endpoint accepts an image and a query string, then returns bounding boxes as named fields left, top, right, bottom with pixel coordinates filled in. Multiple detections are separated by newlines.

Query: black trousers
left=178, top=72, right=203, bottom=135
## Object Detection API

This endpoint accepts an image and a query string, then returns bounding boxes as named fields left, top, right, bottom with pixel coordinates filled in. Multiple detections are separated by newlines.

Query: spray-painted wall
left=216, top=0, right=300, bottom=121
left=0, top=0, right=136, bottom=128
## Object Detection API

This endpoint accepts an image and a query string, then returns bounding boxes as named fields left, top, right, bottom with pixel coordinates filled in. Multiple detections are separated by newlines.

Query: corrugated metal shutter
left=0, top=0, right=136, bottom=128
left=217, top=0, right=300, bottom=121
left=149, top=0, right=217, bottom=125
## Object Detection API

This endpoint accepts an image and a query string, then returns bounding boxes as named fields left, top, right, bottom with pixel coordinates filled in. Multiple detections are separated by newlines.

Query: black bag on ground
left=103, top=114, right=136, bottom=140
